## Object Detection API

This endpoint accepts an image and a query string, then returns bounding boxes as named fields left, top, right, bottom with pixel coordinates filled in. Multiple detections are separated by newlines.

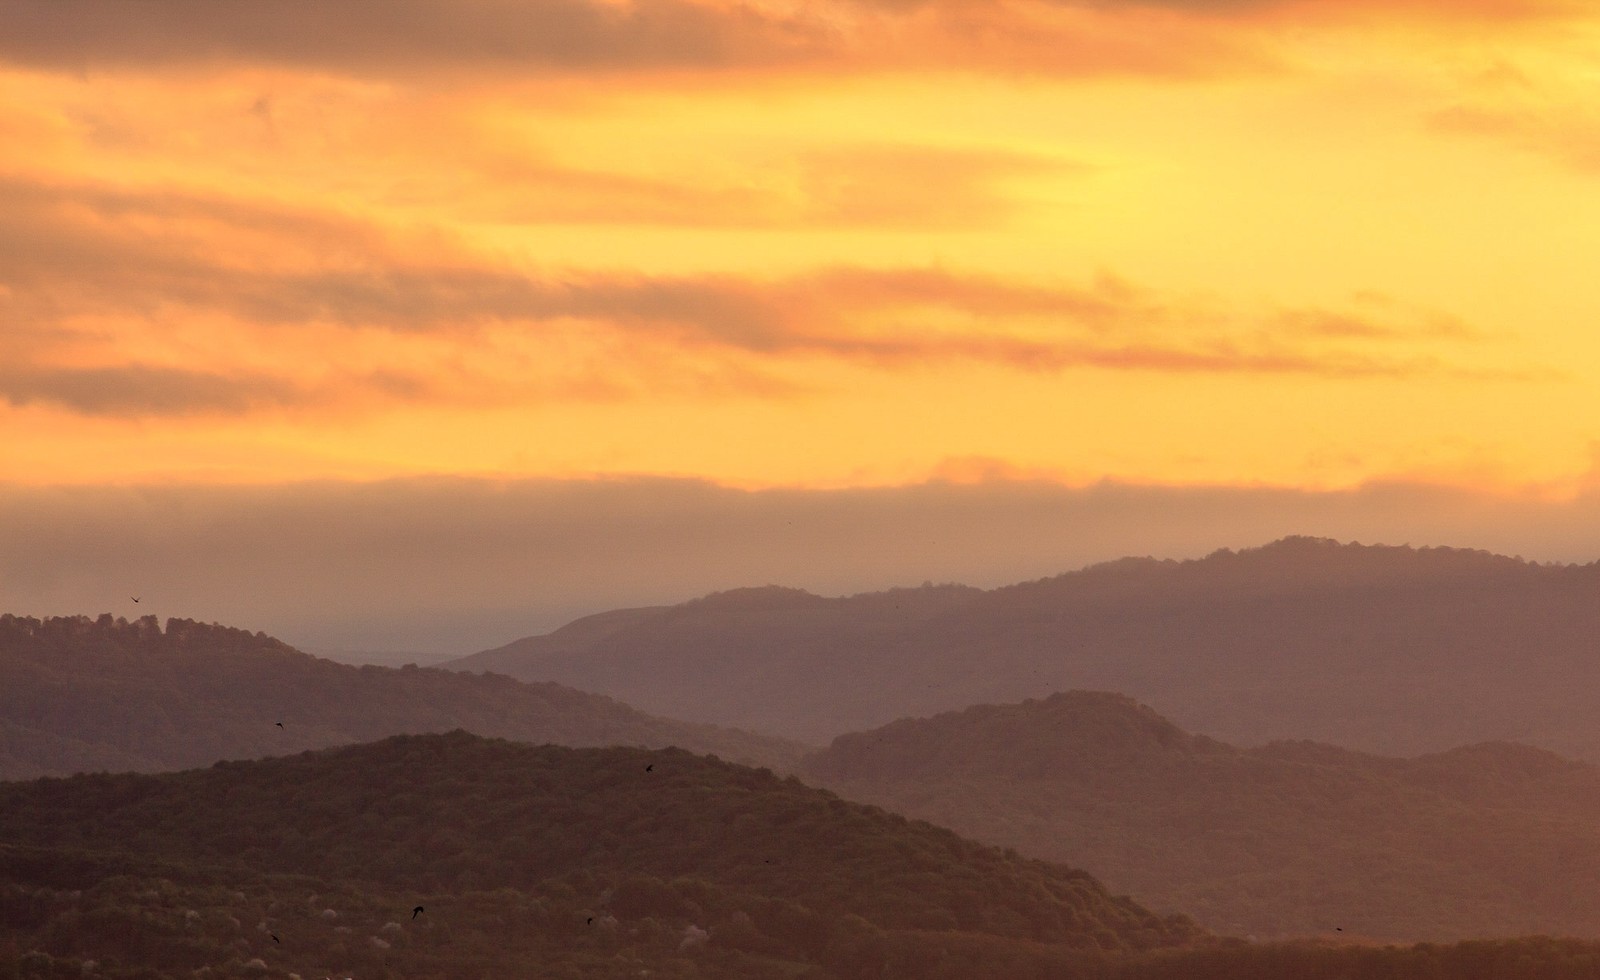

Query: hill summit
left=0, top=731, right=1202, bottom=974
left=0, top=613, right=800, bottom=779
left=446, top=537, right=1600, bottom=759
left=800, top=691, right=1600, bottom=940
left=810, top=691, right=1225, bottom=783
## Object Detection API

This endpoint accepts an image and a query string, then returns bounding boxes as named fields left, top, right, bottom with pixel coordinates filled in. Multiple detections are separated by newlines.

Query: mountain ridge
left=0, top=731, right=1203, bottom=953
left=443, top=537, right=1600, bottom=757
left=0, top=612, right=803, bottom=780
left=798, top=690, right=1600, bottom=940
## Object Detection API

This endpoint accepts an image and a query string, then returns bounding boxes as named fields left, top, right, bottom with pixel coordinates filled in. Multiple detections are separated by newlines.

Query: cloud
left=4, top=474, right=1599, bottom=654
left=0, top=177, right=394, bottom=321
left=0, top=165, right=1078, bottom=333
left=1428, top=101, right=1600, bottom=175
left=0, top=173, right=1534, bottom=421
left=0, top=364, right=305, bottom=416
left=1412, top=43, right=1600, bottom=178
left=1273, top=305, right=1481, bottom=342
left=0, top=0, right=834, bottom=75
left=0, top=0, right=1581, bottom=87
left=1081, top=0, right=1577, bottom=16
left=0, top=364, right=447, bottom=417
left=0, top=0, right=1272, bottom=81
left=472, top=144, right=1079, bottom=229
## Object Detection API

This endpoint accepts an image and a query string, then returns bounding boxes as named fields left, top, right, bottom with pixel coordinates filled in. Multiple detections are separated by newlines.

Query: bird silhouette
left=271, top=934, right=280, bottom=943
left=412, top=906, right=423, bottom=919
left=275, top=721, right=284, bottom=728
left=130, top=597, right=140, bottom=603
left=645, top=764, right=654, bottom=772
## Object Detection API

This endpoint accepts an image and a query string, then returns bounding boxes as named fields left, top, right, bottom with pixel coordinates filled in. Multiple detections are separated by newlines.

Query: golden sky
left=4, top=0, right=1600, bottom=495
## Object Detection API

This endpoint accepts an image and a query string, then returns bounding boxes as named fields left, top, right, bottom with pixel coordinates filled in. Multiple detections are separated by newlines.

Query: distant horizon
left=10, top=3, right=1600, bottom=971
left=9, top=474, right=1600, bottom=657
left=10, top=1, right=1600, bottom=658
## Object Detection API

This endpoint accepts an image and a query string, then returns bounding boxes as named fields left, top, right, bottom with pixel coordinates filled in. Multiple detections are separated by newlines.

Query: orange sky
left=10, top=0, right=1600, bottom=651
left=4, top=0, right=1600, bottom=495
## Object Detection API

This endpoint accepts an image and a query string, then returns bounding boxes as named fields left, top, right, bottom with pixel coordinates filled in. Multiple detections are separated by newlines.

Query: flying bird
left=645, top=764, right=653, bottom=772
left=412, top=906, right=423, bottom=919
left=272, top=934, right=280, bottom=943
left=130, top=597, right=140, bottom=603
left=275, top=722, right=284, bottom=728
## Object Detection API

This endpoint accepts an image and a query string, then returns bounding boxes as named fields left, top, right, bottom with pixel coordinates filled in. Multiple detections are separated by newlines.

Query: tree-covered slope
left=8, top=734, right=1600, bottom=979
left=0, top=614, right=802, bottom=780
left=444, top=538, right=1600, bottom=761
left=0, top=732, right=1197, bottom=952
left=800, top=691, right=1600, bottom=941
left=0, top=731, right=1220, bottom=979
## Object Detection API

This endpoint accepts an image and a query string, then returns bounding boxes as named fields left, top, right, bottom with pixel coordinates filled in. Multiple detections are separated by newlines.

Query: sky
left=5, top=0, right=1600, bottom=655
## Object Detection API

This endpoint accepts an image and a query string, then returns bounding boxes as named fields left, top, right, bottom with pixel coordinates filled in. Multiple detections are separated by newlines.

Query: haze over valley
left=803, top=691, right=1600, bottom=941
left=15, top=564, right=1600, bottom=955
left=0, top=613, right=801, bottom=781
left=12, top=0, right=1600, bottom=974
left=447, top=537, right=1600, bottom=760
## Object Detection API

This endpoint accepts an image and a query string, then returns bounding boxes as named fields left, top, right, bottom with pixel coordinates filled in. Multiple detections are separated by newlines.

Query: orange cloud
left=6, top=474, right=1600, bottom=654
left=0, top=169, right=1538, bottom=421
left=0, top=0, right=1273, bottom=81
left=0, top=365, right=307, bottom=417
left=0, top=0, right=832, bottom=75
left=1083, top=0, right=1580, bottom=18
left=464, top=143, right=1078, bottom=229
left=1429, top=102, right=1600, bottom=175
left=1, top=0, right=1577, bottom=89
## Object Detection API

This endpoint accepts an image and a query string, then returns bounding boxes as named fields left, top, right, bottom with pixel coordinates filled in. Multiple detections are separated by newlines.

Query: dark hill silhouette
left=0, top=613, right=802, bottom=780
left=445, top=537, right=1600, bottom=759
left=9, top=733, right=1600, bottom=978
left=0, top=733, right=1200, bottom=956
left=799, top=691, right=1600, bottom=941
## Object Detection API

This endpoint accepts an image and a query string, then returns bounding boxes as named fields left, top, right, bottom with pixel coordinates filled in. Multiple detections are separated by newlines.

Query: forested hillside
left=7, top=733, right=1600, bottom=979
left=446, top=537, right=1600, bottom=760
left=801, top=691, right=1600, bottom=940
left=0, top=731, right=1201, bottom=979
left=0, top=614, right=801, bottom=780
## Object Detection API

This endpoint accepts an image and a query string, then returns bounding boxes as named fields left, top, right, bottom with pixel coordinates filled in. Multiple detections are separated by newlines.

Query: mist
left=2, top=475, right=1596, bottom=656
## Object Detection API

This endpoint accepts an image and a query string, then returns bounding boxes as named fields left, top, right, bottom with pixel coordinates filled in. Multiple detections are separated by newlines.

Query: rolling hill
left=7, top=732, right=1600, bottom=979
left=800, top=691, right=1600, bottom=941
left=0, top=731, right=1202, bottom=979
left=444, top=537, right=1600, bottom=760
left=0, top=613, right=802, bottom=780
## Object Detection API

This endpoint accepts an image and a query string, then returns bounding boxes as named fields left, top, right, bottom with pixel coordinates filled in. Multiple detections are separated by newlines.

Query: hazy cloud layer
left=4, top=476, right=1600, bottom=656
left=3, top=0, right=1574, bottom=81
left=1088, top=0, right=1580, bottom=17
left=0, top=0, right=1468, bottom=84
left=0, top=0, right=1571, bottom=83
left=1430, top=101, right=1600, bottom=175
left=0, top=365, right=305, bottom=416
left=2, top=174, right=1523, bottom=418
left=0, top=0, right=833, bottom=74
left=473, top=145, right=1077, bottom=229
left=0, top=364, right=442, bottom=418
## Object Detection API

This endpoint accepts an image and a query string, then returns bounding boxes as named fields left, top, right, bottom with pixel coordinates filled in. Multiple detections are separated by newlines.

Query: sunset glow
left=4, top=0, right=1598, bottom=497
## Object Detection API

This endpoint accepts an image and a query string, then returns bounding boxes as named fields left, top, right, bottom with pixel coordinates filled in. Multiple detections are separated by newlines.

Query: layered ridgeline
left=8, top=734, right=1600, bottom=980
left=800, top=691, right=1600, bottom=941
left=0, top=614, right=802, bottom=780
left=446, top=537, right=1600, bottom=759
left=0, top=731, right=1202, bottom=980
